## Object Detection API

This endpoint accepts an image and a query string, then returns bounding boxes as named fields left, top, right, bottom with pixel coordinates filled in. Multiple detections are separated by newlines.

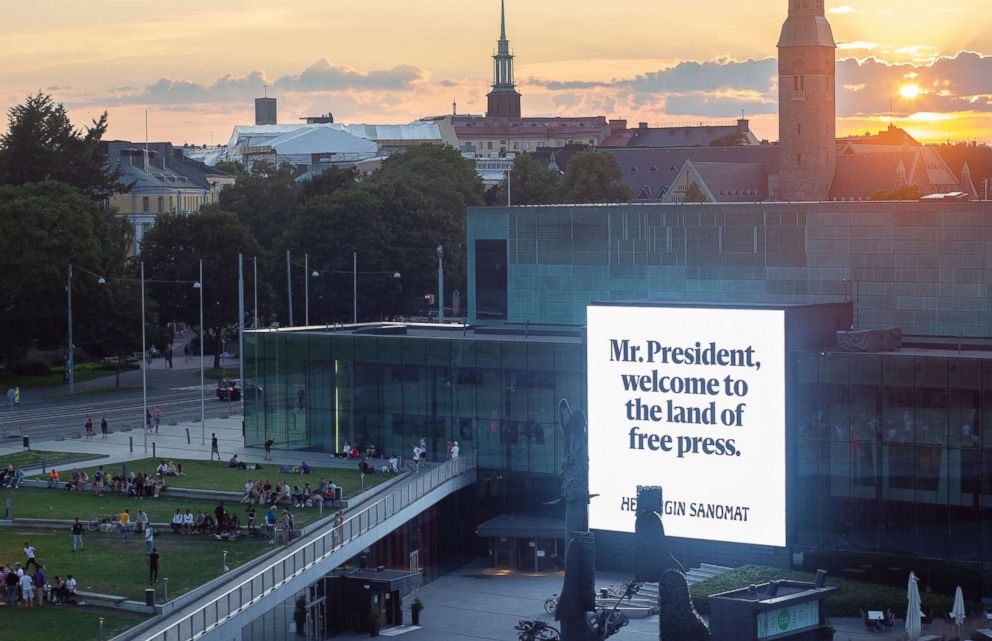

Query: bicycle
left=515, top=620, right=560, bottom=641
left=543, top=593, right=559, bottom=615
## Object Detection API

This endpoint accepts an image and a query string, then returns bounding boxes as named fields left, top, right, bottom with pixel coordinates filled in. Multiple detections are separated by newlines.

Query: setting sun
left=899, top=83, right=923, bottom=99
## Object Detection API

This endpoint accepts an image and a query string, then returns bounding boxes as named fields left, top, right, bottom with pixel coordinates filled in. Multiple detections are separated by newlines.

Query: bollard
left=129, top=436, right=133, bottom=452
left=185, top=428, right=191, bottom=445
left=144, top=588, right=155, bottom=607
left=361, top=473, right=365, bottom=492
left=223, top=550, right=229, bottom=573
left=163, top=577, right=169, bottom=601
left=42, top=459, right=46, bottom=474
left=5, top=498, right=12, bottom=519
left=98, top=617, right=104, bottom=641
left=152, top=442, right=156, bottom=458
left=319, top=501, right=323, bottom=518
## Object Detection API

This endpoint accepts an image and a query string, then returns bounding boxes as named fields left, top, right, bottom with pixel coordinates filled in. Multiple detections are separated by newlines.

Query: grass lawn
left=34, top=457, right=393, bottom=498
left=690, top=564, right=961, bottom=618
left=0, top=366, right=117, bottom=390
left=0, top=527, right=272, bottom=602
left=0, top=605, right=146, bottom=641
left=0, top=488, right=319, bottom=527
left=0, top=450, right=98, bottom=469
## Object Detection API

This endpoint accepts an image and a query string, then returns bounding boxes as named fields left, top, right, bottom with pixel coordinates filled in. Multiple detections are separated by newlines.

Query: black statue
left=554, top=400, right=602, bottom=641
left=634, top=486, right=710, bottom=641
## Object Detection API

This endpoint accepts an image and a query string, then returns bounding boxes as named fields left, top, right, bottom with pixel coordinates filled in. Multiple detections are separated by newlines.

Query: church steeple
left=487, top=0, right=521, bottom=118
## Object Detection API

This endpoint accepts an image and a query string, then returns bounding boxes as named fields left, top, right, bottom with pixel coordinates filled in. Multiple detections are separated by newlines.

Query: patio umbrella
left=952, top=586, right=966, bottom=639
left=906, top=571, right=922, bottom=641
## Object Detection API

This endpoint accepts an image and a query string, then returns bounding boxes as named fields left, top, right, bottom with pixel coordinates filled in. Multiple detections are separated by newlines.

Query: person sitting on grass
left=228, top=454, right=247, bottom=470
left=156, top=460, right=168, bottom=476
left=272, top=481, right=289, bottom=505
left=182, top=509, right=195, bottom=534
left=171, top=509, right=184, bottom=533
left=300, top=461, right=311, bottom=474
left=340, top=441, right=352, bottom=458
left=64, top=575, right=77, bottom=602
left=50, top=576, right=66, bottom=603
left=47, top=469, right=60, bottom=489
left=198, top=514, right=214, bottom=535
left=291, top=485, right=304, bottom=507
left=241, top=479, right=255, bottom=503
left=173, top=463, right=185, bottom=477
left=260, top=480, right=273, bottom=504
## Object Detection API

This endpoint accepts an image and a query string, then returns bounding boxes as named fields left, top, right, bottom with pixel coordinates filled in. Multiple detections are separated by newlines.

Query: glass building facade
left=243, top=328, right=583, bottom=476
left=244, top=327, right=992, bottom=593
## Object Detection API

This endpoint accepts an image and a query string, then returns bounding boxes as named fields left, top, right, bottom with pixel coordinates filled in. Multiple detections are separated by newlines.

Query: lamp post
left=353, top=252, right=358, bottom=324
left=66, top=264, right=107, bottom=395
left=286, top=249, right=294, bottom=327
left=303, top=254, right=318, bottom=326
left=436, top=245, right=444, bottom=324
left=141, top=261, right=148, bottom=454
left=194, top=261, right=204, bottom=443
left=253, top=256, right=259, bottom=329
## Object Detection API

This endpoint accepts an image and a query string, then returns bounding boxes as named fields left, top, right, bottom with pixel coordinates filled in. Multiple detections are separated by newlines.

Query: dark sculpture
left=634, top=486, right=710, bottom=641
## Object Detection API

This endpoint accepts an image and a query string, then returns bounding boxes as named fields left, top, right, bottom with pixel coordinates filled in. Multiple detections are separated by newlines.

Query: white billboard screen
left=586, top=305, right=786, bottom=547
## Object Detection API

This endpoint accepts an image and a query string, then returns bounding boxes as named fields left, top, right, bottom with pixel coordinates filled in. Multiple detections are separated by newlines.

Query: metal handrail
left=133, top=451, right=476, bottom=641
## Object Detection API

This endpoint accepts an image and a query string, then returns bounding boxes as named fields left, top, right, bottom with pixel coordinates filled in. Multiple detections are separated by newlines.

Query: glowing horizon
left=0, top=0, right=989, bottom=145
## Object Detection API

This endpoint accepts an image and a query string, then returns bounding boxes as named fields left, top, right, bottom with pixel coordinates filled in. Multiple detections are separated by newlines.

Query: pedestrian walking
left=281, top=508, right=294, bottom=545
left=100, top=415, right=109, bottom=439
left=23, top=542, right=42, bottom=571
left=211, top=433, right=220, bottom=461
left=119, top=509, right=131, bottom=542
left=146, top=409, right=153, bottom=433
left=84, top=415, right=94, bottom=439
left=265, top=506, right=277, bottom=544
left=144, top=525, right=155, bottom=553
left=148, top=548, right=160, bottom=584
left=264, top=438, right=274, bottom=461
left=183, top=343, right=190, bottom=363
left=165, top=345, right=173, bottom=368
left=71, top=518, right=85, bottom=551
left=152, top=406, right=161, bottom=433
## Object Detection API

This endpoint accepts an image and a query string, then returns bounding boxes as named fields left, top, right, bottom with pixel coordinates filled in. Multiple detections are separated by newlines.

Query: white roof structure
left=226, top=124, right=379, bottom=168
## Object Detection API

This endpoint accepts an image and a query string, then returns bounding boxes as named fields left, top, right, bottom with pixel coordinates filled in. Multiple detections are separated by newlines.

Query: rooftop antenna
left=889, top=98, right=893, bottom=126
left=452, top=98, right=457, bottom=116
left=264, top=83, right=268, bottom=98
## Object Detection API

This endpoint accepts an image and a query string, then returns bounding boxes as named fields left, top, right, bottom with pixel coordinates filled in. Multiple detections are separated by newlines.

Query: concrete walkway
left=0, top=413, right=357, bottom=476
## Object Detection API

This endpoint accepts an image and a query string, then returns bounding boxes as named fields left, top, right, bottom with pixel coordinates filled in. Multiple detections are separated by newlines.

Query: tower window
left=797, top=153, right=803, bottom=167
left=793, top=76, right=805, bottom=90
left=797, top=124, right=802, bottom=136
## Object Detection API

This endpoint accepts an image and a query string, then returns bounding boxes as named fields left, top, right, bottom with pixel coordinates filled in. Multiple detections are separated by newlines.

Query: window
left=142, top=197, right=149, bottom=212
left=794, top=76, right=805, bottom=90
left=797, top=123, right=802, bottom=136
left=797, top=153, right=803, bottom=167
left=157, top=196, right=164, bottom=212
left=475, top=240, right=507, bottom=320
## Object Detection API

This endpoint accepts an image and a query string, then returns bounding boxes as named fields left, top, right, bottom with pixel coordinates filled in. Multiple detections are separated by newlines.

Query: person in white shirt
left=182, top=509, right=194, bottom=534
left=136, top=510, right=149, bottom=533
left=65, top=575, right=77, bottom=598
left=20, top=573, right=34, bottom=607
left=171, top=510, right=184, bottom=533
left=450, top=441, right=460, bottom=460
left=241, top=480, right=255, bottom=503
left=388, top=455, right=399, bottom=473
left=144, top=525, right=154, bottom=553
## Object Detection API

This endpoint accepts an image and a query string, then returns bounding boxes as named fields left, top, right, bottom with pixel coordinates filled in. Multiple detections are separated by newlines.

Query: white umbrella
left=906, top=571, right=922, bottom=641
left=952, top=586, right=966, bottom=639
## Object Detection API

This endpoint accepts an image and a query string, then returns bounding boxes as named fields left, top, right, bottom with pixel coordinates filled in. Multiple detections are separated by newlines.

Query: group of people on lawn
left=1, top=542, right=77, bottom=607
left=0, top=464, right=25, bottom=488
left=170, top=502, right=241, bottom=537
left=47, top=460, right=186, bottom=497
left=239, top=477, right=342, bottom=509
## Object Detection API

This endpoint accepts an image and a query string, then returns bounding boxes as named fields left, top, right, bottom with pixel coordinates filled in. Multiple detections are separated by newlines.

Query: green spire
left=500, top=0, right=506, bottom=40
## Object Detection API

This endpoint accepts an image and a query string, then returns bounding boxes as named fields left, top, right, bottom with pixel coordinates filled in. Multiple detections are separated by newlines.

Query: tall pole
left=199, top=260, right=205, bottom=444
left=238, top=254, right=245, bottom=420
left=353, top=251, right=357, bottom=324
left=304, top=253, right=309, bottom=326
left=286, top=249, right=293, bottom=327
left=253, top=257, right=259, bottom=329
left=507, top=169, right=512, bottom=206
left=437, top=245, right=444, bottom=324
left=141, top=261, right=148, bottom=454
left=67, top=264, right=74, bottom=395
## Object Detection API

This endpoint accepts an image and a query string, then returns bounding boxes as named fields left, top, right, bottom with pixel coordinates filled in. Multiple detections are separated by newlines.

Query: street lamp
left=67, top=264, right=107, bottom=395
left=436, top=245, right=444, bottom=323
left=304, top=253, right=319, bottom=326
left=193, top=260, right=204, bottom=444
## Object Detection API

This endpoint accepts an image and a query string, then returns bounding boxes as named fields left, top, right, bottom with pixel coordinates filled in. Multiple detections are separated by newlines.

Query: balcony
left=791, top=90, right=806, bottom=101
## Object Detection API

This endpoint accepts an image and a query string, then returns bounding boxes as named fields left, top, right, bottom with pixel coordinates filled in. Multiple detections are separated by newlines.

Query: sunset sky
left=2, top=0, right=991, bottom=145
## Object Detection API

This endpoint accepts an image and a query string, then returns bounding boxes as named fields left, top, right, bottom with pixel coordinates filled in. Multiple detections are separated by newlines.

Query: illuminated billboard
left=586, top=304, right=786, bottom=547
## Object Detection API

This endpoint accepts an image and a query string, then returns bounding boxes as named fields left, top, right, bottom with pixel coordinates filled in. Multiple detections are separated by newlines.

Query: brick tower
left=486, top=0, right=522, bottom=118
left=777, top=0, right=836, bottom=201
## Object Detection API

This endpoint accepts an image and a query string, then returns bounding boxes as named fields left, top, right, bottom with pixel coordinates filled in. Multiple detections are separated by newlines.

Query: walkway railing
left=132, top=451, right=476, bottom=641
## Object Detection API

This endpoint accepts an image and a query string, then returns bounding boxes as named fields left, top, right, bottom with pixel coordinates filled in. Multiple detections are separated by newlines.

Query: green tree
left=559, top=150, right=630, bottom=203
left=868, top=185, right=921, bottom=201
left=494, top=154, right=561, bottom=205
left=0, top=93, right=126, bottom=199
left=139, top=207, right=262, bottom=369
left=0, top=181, right=134, bottom=363
left=301, top=166, right=358, bottom=201
left=218, top=161, right=302, bottom=249
left=683, top=183, right=709, bottom=203
left=709, top=132, right=750, bottom=147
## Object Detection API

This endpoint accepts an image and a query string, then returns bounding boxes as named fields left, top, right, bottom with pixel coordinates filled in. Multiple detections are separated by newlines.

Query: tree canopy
left=558, top=150, right=631, bottom=204
left=139, top=207, right=262, bottom=368
left=0, top=92, right=126, bottom=199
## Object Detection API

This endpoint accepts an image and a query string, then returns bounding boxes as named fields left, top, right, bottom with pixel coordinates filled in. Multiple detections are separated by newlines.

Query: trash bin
left=144, top=588, right=155, bottom=606
left=22, top=436, right=29, bottom=449
left=334, top=487, right=342, bottom=501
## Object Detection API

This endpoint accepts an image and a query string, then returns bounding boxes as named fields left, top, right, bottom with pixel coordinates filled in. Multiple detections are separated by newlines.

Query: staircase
left=594, top=564, right=732, bottom=618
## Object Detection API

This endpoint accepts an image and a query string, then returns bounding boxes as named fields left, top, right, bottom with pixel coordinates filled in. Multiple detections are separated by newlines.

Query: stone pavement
left=329, top=561, right=955, bottom=641
left=0, top=413, right=357, bottom=475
